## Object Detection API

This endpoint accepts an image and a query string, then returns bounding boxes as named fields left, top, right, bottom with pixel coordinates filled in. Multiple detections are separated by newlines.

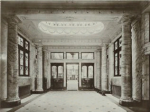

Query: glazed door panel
left=81, top=63, right=94, bottom=89
left=51, top=63, right=64, bottom=89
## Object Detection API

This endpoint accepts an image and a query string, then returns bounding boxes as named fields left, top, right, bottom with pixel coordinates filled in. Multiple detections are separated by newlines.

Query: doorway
left=66, top=63, right=79, bottom=91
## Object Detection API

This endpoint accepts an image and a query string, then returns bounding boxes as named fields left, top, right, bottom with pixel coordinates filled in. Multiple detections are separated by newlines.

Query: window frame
left=66, top=52, right=79, bottom=59
left=18, top=34, right=30, bottom=77
left=114, top=37, right=122, bottom=77
left=81, top=52, right=94, bottom=59
left=51, top=52, right=64, bottom=59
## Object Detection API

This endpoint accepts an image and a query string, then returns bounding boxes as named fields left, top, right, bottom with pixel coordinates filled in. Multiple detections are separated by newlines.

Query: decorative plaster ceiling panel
left=38, top=21, right=104, bottom=35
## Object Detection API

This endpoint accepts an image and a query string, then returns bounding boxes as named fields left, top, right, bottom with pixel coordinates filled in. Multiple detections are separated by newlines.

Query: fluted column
left=101, top=44, right=108, bottom=91
left=36, top=46, right=43, bottom=92
left=119, top=15, right=133, bottom=105
left=96, top=50, right=101, bottom=90
left=6, top=16, right=21, bottom=105
left=131, top=19, right=142, bottom=102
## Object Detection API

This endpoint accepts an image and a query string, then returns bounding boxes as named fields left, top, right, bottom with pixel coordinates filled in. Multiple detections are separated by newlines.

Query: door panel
left=81, top=63, right=94, bottom=89
left=51, top=63, right=64, bottom=89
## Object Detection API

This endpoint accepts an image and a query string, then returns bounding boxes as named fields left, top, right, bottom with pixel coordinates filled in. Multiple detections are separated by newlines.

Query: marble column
left=131, top=19, right=142, bottom=102
left=119, top=15, right=133, bottom=105
left=96, top=50, right=101, bottom=90
left=43, top=50, right=49, bottom=90
left=101, top=44, right=108, bottom=91
left=36, top=46, right=43, bottom=92
left=6, top=16, right=21, bottom=105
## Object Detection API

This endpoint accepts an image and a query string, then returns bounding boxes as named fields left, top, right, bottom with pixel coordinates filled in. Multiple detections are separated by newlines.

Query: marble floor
left=1, top=91, right=135, bottom=112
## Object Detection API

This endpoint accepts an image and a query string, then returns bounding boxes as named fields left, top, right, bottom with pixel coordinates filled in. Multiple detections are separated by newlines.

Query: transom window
left=18, top=34, right=30, bottom=76
left=114, top=37, right=122, bottom=76
left=81, top=52, right=94, bottom=59
left=51, top=52, right=64, bottom=59
left=66, top=52, right=79, bottom=59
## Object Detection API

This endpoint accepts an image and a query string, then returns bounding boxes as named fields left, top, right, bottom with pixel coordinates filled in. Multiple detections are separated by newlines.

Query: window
left=114, top=37, right=122, bottom=76
left=18, top=34, right=30, bottom=76
left=51, top=52, right=64, bottom=59
left=81, top=52, right=94, bottom=59
left=66, top=52, right=79, bottom=59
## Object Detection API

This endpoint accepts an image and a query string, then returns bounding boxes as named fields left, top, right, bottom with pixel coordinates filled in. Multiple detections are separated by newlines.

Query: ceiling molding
left=43, top=45, right=101, bottom=50
left=3, top=9, right=140, bottom=16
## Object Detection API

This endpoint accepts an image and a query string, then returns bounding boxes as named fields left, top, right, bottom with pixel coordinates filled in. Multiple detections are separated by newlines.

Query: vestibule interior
left=0, top=0, right=150, bottom=110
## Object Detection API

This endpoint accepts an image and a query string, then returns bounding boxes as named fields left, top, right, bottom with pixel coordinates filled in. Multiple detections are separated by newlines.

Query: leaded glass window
left=88, top=66, right=93, bottom=78
left=18, top=34, right=30, bottom=76
left=51, top=52, right=64, bottom=59
left=81, top=53, right=94, bottom=59
left=114, top=37, right=122, bottom=76
left=66, top=52, right=79, bottom=59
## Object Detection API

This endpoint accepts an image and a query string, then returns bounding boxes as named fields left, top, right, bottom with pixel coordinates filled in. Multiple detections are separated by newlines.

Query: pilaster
left=101, top=44, right=108, bottom=91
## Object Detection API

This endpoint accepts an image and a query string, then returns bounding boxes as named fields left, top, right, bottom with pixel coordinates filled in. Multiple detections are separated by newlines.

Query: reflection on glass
left=82, top=53, right=94, bottom=59
left=88, top=66, right=93, bottom=78
left=25, top=67, right=28, bottom=75
left=51, top=53, right=63, bottom=59
left=82, top=66, right=87, bottom=78
left=20, top=50, right=24, bottom=75
left=58, top=66, right=63, bottom=78
left=25, top=53, right=28, bottom=66
left=67, top=52, right=78, bottom=59
left=25, top=41, right=29, bottom=50
left=52, top=66, right=57, bottom=78
left=18, top=36, right=23, bottom=47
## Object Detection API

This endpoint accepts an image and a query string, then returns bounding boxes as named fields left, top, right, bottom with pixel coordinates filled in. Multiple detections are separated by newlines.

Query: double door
left=51, top=63, right=64, bottom=89
left=81, top=63, right=94, bottom=89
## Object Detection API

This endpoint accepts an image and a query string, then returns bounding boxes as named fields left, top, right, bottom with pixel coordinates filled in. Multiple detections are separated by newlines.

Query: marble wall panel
left=30, top=44, right=36, bottom=91
left=108, top=43, right=114, bottom=91
left=18, top=77, right=31, bottom=87
left=1, top=20, right=8, bottom=100
left=141, top=13, right=149, bottom=100
left=111, top=77, right=121, bottom=86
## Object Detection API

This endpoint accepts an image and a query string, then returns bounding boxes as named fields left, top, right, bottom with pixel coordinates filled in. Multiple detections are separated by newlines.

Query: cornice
left=43, top=46, right=101, bottom=50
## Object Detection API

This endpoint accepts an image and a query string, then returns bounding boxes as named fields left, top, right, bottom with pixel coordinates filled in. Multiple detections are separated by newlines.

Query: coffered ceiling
left=2, top=0, right=149, bottom=46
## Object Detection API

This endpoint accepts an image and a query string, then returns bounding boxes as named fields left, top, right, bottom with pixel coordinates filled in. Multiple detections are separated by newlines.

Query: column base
left=1, top=99, right=21, bottom=108
left=119, top=99, right=133, bottom=106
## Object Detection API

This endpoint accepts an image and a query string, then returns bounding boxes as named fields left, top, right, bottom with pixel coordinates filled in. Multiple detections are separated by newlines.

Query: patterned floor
left=13, top=91, right=128, bottom=112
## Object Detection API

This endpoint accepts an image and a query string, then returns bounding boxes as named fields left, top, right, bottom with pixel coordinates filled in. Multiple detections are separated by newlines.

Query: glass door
left=51, top=63, right=64, bottom=89
left=81, top=63, right=94, bottom=89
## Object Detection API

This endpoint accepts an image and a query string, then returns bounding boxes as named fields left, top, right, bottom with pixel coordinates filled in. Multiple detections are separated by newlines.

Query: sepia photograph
left=0, top=0, right=150, bottom=112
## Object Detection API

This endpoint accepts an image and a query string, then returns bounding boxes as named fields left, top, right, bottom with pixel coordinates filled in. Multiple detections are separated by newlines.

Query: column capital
left=7, top=15, right=22, bottom=24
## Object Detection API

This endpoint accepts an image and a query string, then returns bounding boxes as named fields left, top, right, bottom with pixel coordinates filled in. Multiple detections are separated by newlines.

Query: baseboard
left=31, top=91, right=45, bottom=94
left=1, top=99, right=21, bottom=108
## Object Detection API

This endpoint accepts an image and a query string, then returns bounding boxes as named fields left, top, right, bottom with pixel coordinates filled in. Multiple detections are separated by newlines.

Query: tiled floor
left=2, top=91, right=133, bottom=112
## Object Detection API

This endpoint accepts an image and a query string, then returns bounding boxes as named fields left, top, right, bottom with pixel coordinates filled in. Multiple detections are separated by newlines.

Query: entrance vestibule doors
left=51, top=63, right=64, bottom=89
left=81, top=63, right=94, bottom=89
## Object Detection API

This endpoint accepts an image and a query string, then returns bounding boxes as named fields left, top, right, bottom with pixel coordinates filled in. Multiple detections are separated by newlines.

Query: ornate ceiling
left=38, top=21, right=104, bottom=35
left=2, top=0, right=147, bottom=46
